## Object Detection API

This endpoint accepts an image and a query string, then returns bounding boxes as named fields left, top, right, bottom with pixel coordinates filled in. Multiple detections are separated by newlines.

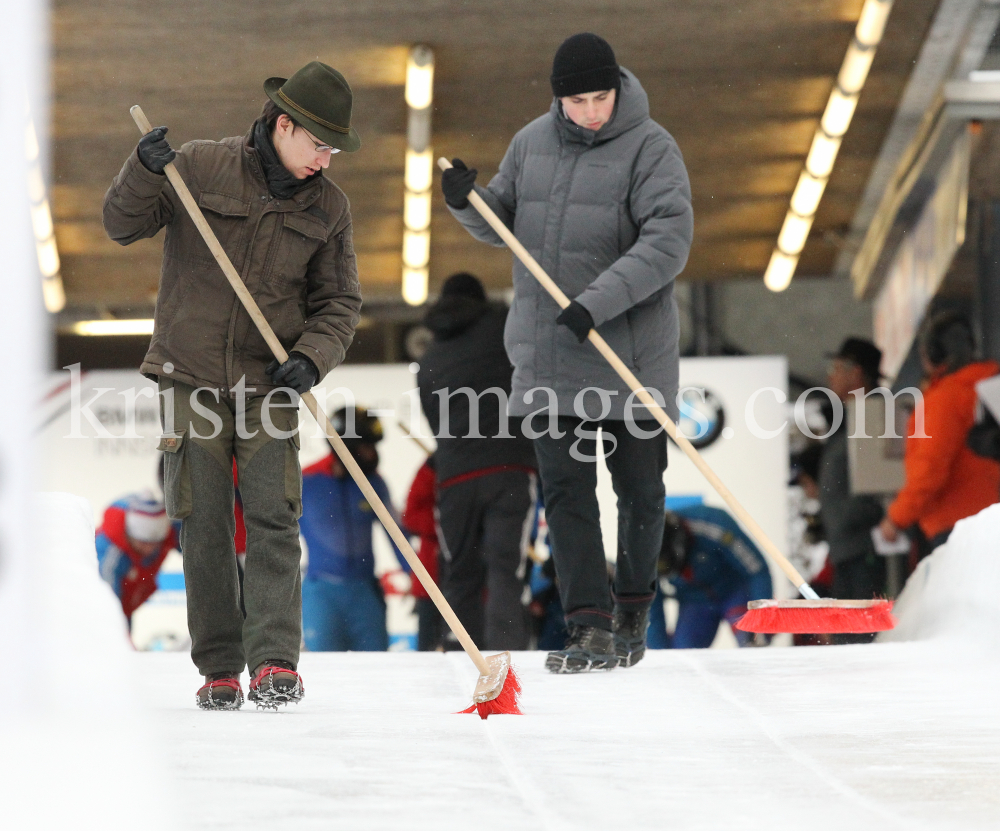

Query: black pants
left=415, top=597, right=443, bottom=652
left=915, top=526, right=952, bottom=562
left=436, top=468, right=536, bottom=650
left=532, top=417, right=668, bottom=632
left=831, top=552, right=886, bottom=644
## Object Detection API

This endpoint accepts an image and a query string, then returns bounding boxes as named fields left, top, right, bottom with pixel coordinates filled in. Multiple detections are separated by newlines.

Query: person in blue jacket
left=299, top=407, right=410, bottom=651
left=648, top=503, right=772, bottom=649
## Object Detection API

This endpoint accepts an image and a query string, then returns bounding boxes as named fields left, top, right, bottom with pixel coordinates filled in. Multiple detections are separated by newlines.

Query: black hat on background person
left=828, top=337, right=883, bottom=387
left=424, top=272, right=490, bottom=341
left=550, top=33, right=621, bottom=97
left=331, top=406, right=383, bottom=444
left=331, top=406, right=383, bottom=475
left=264, top=60, right=361, bottom=152
left=439, top=271, right=487, bottom=302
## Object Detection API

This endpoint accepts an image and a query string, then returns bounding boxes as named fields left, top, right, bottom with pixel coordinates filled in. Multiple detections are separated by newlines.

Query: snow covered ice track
left=131, top=642, right=1000, bottom=831
left=14, top=496, right=1000, bottom=830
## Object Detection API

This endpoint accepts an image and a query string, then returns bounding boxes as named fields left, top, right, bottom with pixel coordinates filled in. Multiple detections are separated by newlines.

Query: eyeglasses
left=300, top=127, right=340, bottom=155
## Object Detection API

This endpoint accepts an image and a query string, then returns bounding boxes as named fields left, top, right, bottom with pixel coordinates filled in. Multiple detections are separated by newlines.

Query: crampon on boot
left=613, top=605, right=651, bottom=668
left=248, top=660, right=304, bottom=710
left=196, top=672, right=244, bottom=711
left=545, top=624, right=619, bottom=673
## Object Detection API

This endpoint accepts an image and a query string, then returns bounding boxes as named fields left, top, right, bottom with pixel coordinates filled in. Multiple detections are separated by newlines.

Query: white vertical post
left=0, top=0, right=46, bottom=704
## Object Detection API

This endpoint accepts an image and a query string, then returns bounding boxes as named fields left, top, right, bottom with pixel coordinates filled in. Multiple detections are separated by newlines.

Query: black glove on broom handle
left=128, top=106, right=494, bottom=677
left=435, top=157, right=820, bottom=601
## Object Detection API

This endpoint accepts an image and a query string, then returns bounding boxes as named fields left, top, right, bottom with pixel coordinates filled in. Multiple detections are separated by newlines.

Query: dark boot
left=196, top=672, right=244, bottom=711
left=613, top=606, right=650, bottom=668
left=545, top=625, right=618, bottom=673
left=248, top=660, right=304, bottom=709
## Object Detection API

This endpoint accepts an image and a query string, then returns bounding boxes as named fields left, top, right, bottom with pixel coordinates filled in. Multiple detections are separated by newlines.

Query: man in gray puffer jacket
left=442, top=33, right=693, bottom=672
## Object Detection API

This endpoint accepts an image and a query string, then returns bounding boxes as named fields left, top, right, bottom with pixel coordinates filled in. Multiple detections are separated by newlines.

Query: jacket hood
left=551, top=66, right=649, bottom=147
left=424, top=295, right=490, bottom=340
left=932, top=359, right=1000, bottom=390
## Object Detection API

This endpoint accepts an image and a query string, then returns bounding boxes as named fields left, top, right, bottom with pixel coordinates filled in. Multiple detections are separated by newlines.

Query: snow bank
left=880, top=503, right=1000, bottom=649
left=1, top=493, right=179, bottom=830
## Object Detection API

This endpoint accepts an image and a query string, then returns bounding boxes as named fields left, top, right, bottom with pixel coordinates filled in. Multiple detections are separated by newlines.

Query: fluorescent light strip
left=405, top=45, right=434, bottom=110
left=402, top=45, right=434, bottom=306
left=71, top=319, right=155, bottom=336
left=402, top=268, right=429, bottom=306
left=764, top=0, right=893, bottom=292
left=26, top=112, right=66, bottom=312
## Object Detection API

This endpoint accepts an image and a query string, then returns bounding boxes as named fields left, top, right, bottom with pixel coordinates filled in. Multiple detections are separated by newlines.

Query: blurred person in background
left=96, top=492, right=177, bottom=627
left=103, top=61, right=363, bottom=710
left=788, top=443, right=831, bottom=596
left=789, top=444, right=833, bottom=646
left=440, top=33, right=692, bottom=673
left=648, top=504, right=771, bottom=649
left=819, top=338, right=887, bottom=618
left=401, top=455, right=444, bottom=651
left=417, top=272, right=537, bottom=651
left=300, top=407, right=410, bottom=651
left=527, top=505, right=569, bottom=651
left=880, top=312, right=1000, bottom=559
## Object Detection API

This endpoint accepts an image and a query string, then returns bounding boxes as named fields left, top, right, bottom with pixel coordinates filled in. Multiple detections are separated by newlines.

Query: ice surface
left=134, top=644, right=1000, bottom=831
left=10, top=496, right=1000, bottom=830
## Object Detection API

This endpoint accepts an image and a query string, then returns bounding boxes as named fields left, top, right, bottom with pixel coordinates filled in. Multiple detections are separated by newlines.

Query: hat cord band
left=277, top=88, right=350, bottom=134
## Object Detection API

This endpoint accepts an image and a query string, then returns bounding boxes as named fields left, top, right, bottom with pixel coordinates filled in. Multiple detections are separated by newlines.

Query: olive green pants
left=158, top=378, right=303, bottom=676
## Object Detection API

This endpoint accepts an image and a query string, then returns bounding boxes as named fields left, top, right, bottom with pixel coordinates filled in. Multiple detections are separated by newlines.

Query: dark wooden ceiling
left=51, top=0, right=940, bottom=312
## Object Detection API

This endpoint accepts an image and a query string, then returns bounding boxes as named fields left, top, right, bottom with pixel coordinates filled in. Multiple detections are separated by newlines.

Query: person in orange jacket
left=880, top=311, right=1000, bottom=557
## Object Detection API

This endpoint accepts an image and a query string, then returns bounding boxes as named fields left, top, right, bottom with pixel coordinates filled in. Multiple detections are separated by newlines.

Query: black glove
left=266, top=352, right=319, bottom=394
left=556, top=301, right=595, bottom=343
left=137, top=126, right=177, bottom=174
left=441, top=158, right=478, bottom=209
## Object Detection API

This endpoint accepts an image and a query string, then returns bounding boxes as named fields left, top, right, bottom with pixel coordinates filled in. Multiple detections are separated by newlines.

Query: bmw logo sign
left=673, top=387, right=726, bottom=449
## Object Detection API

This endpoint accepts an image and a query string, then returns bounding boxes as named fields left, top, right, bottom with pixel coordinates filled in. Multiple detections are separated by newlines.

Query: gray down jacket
left=448, top=68, right=693, bottom=421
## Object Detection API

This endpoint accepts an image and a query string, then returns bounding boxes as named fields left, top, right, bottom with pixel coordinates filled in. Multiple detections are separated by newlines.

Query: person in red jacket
left=880, top=312, right=1000, bottom=557
left=96, top=492, right=178, bottom=626
left=401, top=456, right=443, bottom=651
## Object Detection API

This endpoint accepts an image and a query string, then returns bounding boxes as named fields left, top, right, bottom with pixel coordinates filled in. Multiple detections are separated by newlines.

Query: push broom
left=128, top=106, right=519, bottom=717
left=438, top=157, right=895, bottom=636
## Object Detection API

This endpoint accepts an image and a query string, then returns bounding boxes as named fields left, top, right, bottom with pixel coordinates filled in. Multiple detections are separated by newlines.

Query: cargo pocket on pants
left=285, top=431, right=302, bottom=519
left=158, top=429, right=192, bottom=520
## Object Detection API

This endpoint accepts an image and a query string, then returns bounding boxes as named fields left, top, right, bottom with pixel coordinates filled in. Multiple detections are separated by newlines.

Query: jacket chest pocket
left=274, top=212, right=328, bottom=287
left=196, top=190, right=251, bottom=266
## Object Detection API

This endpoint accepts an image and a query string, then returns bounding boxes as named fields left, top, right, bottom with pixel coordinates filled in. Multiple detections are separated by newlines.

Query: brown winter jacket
left=102, top=129, right=361, bottom=395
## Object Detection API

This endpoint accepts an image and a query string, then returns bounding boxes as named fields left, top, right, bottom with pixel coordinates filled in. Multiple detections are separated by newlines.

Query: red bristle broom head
left=735, top=598, right=896, bottom=634
left=458, top=652, right=522, bottom=719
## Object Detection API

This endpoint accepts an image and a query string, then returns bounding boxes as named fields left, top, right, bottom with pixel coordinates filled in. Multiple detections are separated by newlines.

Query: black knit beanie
left=550, top=33, right=621, bottom=97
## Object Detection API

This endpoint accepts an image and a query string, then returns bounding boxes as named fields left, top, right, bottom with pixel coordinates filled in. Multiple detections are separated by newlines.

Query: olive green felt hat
left=263, top=61, right=361, bottom=152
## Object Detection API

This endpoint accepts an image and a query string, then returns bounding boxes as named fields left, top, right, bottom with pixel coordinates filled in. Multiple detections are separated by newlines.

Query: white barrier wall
left=39, top=364, right=429, bottom=529
left=600, top=356, right=790, bottom=596
left=40, top=356, right=790, bottom=645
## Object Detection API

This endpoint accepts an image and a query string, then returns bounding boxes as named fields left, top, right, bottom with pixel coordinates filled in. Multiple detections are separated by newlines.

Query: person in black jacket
left=417, top=273, right=538, bottom=650
left=818, top=338, right=886, bottom=642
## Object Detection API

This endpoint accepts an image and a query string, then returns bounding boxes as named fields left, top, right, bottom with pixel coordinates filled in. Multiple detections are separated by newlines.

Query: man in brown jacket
left=103, top=61, right=363, bottom=710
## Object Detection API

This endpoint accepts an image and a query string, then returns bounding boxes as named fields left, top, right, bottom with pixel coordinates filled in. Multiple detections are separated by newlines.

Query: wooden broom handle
left=397, top=420, right=435, bottom=455
left=129, top=106, right=491, bottom=676
left=438, top=157, right=816, bottom=598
